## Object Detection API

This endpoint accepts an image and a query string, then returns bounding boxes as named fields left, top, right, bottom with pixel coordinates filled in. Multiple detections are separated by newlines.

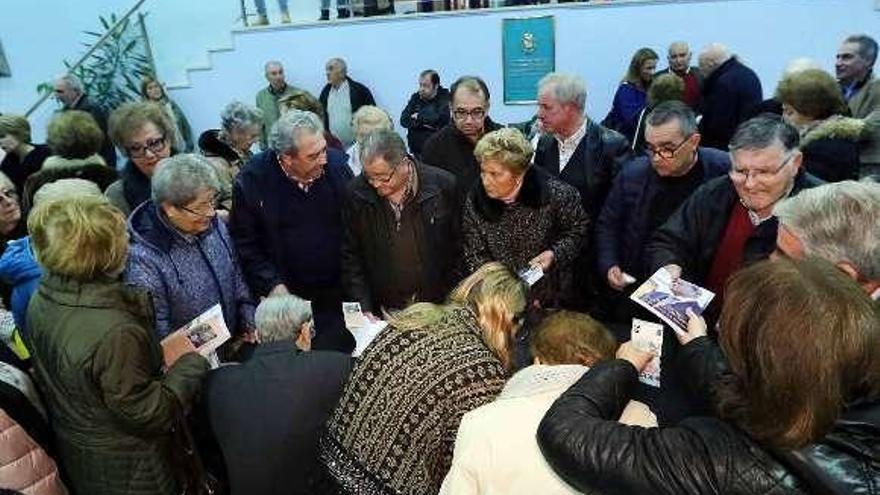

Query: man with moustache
left=341, top=129, right=458, bottom=318
left=421, top=76, right=502, bottom=201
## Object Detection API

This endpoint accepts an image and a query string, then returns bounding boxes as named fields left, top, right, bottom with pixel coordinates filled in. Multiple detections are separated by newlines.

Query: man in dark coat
left=53, top=74, right=117, bottom=167
left=230, top=110, right=354, bottom=352
left=533, top=72, right=631, bottom=312
left=341, top=130, right=458, bottom=316
left=206, top=295, right=353, bottom=495
left=399, top=69, right=450, bottom=156
left=696, top=44, right=763, bottom=150
left=318, top=58, right=375, bottom=148
left=421, top=76, right=502, bottom=202
left=597, top=101, right=729, bottom=291
left=646, top=115, right=823, bottom=311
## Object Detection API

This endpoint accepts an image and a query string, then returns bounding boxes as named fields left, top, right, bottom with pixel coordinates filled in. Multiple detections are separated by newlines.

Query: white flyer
left=160, top=304, right=230, bottom=369
left=630, top=268, right=715, bottom=335
left=517, top=265, right=544, bottom=287
left=342, top=301, right=368, bottom=328
left=631, top=318, right=664, bottom=388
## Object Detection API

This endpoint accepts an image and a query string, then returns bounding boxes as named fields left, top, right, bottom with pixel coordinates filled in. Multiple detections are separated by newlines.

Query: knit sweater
left=321, top=306, right=507, bottom=495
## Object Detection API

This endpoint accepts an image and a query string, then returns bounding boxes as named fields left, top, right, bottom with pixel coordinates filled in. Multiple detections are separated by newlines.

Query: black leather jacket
left=538, top=338, right=880, bottom=495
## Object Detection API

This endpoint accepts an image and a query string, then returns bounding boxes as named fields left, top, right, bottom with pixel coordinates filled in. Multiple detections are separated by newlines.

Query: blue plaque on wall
left=502, top=16, right=555, bottom=104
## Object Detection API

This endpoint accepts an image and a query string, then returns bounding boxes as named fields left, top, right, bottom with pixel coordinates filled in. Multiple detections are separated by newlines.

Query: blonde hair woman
left=25, top=195, right=210, bottom=495
left=463, top=127, right=588, bottom=308
left=321, top=262, right=527, bottom=495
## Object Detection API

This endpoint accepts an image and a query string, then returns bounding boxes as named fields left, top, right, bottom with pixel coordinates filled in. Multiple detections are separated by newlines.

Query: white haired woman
left=198, top=101, right=263, bottom=212
left=125, top=154, right=256, bottom=353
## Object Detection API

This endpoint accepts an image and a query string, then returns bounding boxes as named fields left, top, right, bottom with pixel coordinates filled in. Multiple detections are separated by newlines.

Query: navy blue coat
left=698, top=58, right=763, bottom=150
left=595, top=147, right=730, bottom=281
left=230, top=148, right=353, bottom=297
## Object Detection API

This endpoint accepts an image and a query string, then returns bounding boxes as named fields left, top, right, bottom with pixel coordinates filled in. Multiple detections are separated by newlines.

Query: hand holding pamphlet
left=343, top=302, right=388, bottom=358
left=631, top=319, right=664, bottom=388
left=629, top=268, right=714, bottom=335
left=160, top=304, right=230, bottom=368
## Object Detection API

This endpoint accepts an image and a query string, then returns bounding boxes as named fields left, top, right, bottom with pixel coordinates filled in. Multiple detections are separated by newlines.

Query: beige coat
left=0, top=408, right=67, bottom=495
left=440, top=365, right=656, bottom=495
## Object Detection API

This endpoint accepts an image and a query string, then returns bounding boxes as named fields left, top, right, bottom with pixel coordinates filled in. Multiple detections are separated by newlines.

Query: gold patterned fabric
left=322, top=306, right=507, bottom=494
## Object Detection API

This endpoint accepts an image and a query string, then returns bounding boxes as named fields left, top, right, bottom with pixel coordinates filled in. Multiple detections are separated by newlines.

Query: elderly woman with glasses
left=463, top=127, right=588, bottom=309
left=105, top=101, right=177, bottom=217
left=125, top=154, right=256, bottom=348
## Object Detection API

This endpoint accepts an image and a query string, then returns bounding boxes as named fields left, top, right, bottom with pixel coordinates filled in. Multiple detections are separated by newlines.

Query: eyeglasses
left=127, top=135, right=167, bottom=158
left=452, top=107, right=486, bottom=121
left=177, top=196, right=219, bottom=218
left=729, top=153, right=794, bottom=183
left=644, top=135, right=693, bottom=159
left=364, top=156, right=411, bottom=185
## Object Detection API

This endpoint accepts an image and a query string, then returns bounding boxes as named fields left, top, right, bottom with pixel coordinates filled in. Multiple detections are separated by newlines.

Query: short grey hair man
left=265, top=60, right=284, bottom=73
left=537, top=73, right=587, bottom=113
left=698, top=43, right=732, bottom=77
left=728, top=115, right=800, bottom=154
left=255, top=294, right=314, bottom=349
left=270, top=109, right=324, bottom=156
left=359, top=128, right=407, bottom=170
left=221, top=101, right=264, bottom=135
left=645, top=100, right=698, bottom=137
left=151, top=153, right=220, bottom=206
left=774, top=179, right=880, bottom=298
left=53, top=74, right=85, bottom=108
left=327, top=57, right=347, bottom=75
left=844, top=34, right=879, bottom=68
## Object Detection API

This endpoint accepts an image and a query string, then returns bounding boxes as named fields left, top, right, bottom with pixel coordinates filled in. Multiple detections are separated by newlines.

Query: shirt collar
left=555, top=119, right=587, bottom=149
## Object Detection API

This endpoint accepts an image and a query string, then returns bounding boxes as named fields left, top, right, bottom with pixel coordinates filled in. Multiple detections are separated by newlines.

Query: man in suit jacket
left=205, top=295, right=353, bottom=495
left=837, top=34, right=880, bottom=177
left=533, top=72, right=631, bottom=312
left=319, top=58, right=375, bottom=148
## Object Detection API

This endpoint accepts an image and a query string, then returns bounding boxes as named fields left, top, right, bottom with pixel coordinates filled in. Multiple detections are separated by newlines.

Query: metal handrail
left=25, top=0, right=150, bottom=117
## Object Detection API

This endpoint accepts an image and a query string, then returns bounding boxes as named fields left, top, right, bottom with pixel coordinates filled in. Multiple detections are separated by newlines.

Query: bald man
left=697, top=43, right=763, bottom=150
left=656, top=42, right=703, bottom=110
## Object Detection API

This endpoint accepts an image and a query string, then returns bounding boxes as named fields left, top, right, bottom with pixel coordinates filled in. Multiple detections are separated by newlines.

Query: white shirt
left=556, top=120, right=587, bottom=173
left=327, top=80, right=354, bottom=147
left=347, top=142, right=362, bottom=176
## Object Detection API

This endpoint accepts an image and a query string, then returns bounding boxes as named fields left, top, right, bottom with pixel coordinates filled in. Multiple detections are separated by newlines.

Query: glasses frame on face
left=644, top=134, right=694, bottom=160
left=364, top=156, right=411, bottom=185
left=452, top=107, right=486, bottom=122
left=176, top=195, right=219, bottom=219
left=729, top=152, right=795, bottom=184
left=127, top=135, right=167, bottom=159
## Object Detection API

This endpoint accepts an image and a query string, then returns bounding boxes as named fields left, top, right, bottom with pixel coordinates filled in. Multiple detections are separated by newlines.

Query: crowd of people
left=0, top=31, right=879, bottom=495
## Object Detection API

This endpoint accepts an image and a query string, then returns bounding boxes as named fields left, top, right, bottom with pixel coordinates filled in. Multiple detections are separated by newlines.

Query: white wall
left=0, top=0, right=239, bottom=141
left=170, top=0, right=880, bottom=146
left=2, top=0, right=878, bottom=145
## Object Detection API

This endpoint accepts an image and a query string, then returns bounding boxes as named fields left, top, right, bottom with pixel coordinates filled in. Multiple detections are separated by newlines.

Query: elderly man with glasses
left=596, top=101, right=730, bottom=299
left=230, top=110, right=354, bottom=352
left=421, top=76, right=502, bottom=203
left=646, top=115, right=822, bottom=313
left=341, top=129, right=458, bottom=318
